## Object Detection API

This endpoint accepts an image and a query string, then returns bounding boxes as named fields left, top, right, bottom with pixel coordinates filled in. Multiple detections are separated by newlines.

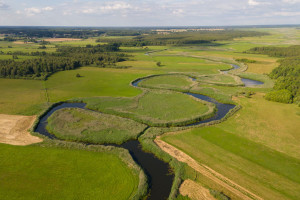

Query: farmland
left=0, top=27, right=299, bottom=200
left=0, top=143, right=140, bottom=200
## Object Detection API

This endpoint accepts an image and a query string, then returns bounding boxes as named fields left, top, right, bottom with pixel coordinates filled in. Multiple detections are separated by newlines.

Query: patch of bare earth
left=180, top=179, right=216, bottom=200
left=44, top=38, right=82, bottom=42
left=155, top=138, right=263, bottom=200
left=0, top=114, right=42, bottom=145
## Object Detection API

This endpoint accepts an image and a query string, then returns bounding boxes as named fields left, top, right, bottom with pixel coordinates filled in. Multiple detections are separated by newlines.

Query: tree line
left=0, top=44, right=127, bottom=80
left=248, top=45, right=300, bottom=103
left=98, top=30, right=267, bottom=46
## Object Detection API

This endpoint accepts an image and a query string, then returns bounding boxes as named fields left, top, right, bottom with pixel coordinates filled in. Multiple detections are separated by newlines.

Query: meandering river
left=35, top=65, right=263, bottom=199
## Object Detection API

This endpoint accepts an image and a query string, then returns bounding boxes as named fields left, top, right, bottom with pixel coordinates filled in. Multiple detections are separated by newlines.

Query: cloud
left=248, top=0, right=271, bottom=6
left=248, top=0, right=261, bottom=6
left=282, top=0, right=300, bottom=3
left=273, top=11, right=300, bottom=16
left=0, top=0, right=9, bottom=9
left=81, top=1, right=133, bottom=14
left=172, top=9, right=184, bottom=16
left=24, top=7, right=41, bottom=16
left=23, top=6, right=54, bottom=16
left=42, top=6, right=53, bottom=11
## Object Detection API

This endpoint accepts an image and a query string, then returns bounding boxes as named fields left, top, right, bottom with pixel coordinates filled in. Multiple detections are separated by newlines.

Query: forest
left=98, top=30, right=267, bottom=46
left=248, top=45, right=300, bottom=103
left=0, top=44, right=127, bottom=80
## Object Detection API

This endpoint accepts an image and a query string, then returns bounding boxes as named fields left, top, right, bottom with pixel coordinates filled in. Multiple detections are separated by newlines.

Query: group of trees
left=0, top=43, right=127, bottom=80
left=248, top=45, right=300, bottom=103
left=99, top=30, right=267, bottom=47
left=246, top=45, right=300, bottom=57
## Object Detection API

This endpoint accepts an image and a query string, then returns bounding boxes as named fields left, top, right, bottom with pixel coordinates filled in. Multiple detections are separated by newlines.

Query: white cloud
left=25, top=7, right=41, bottom=16
left=282, top=0, right=300, bottom=3
left=172, top=9, right=184, bottom=16
left=81, top=2, right=133, bottom=14
left=248, top=0, right=260, bottom=6
left=42, top=6, right=53, bottom=11
left=273, top=11, right=300, bottom=16
left=23, top=6, right=54, bottom=16
left=101, top=2, right=132, bottom=11
left=248, top=0, right=271, bottom=6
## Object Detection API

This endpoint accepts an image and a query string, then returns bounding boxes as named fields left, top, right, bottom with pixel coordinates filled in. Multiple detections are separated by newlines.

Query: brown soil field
left=179, top=179, right=216, bottom=200
left=0, top=114, right=42, bottom=145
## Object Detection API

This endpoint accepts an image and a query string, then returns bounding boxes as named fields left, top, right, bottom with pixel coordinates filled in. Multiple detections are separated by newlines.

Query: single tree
left=156, top=61, right=161, bottom=67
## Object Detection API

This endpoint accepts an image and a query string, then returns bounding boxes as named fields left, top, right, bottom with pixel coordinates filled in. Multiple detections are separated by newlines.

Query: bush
left=265, top=89, right=293, bottom=103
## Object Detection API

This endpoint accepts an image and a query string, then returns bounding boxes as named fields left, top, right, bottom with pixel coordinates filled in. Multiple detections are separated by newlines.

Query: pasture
left=0, top=143, right=140, bottom=200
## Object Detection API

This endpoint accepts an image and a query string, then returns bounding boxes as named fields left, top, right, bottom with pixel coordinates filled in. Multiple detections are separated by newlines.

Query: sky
left=0, top=0, right=299, bottom=26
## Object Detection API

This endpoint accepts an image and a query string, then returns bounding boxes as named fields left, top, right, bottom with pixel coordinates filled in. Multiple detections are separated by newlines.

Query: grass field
left=162, top=93, right=300, bottom=199
left=47, top=108, right=147, bottom=144
left=139, top=74, right=194, bottom=90
left=196, top=74, right=241, bottom=85
left=80, top=89, right=214, bottom=126
left=0, top=78, right=47, bottom=115
left=0, top=143, right=139, bottom=200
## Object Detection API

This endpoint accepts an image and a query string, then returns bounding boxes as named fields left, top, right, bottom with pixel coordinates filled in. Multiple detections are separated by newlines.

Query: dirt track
left=0, top=114, right=42, bottom=145
left=155, top=138, right=263, bottom=200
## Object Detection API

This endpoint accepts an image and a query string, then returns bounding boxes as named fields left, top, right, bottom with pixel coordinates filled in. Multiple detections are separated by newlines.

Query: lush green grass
left=139, top=74, right=194, bottom=91
left=79, top=89, right=214, bottom=126
left=196, top=74, right=241, bottom=85
left=131, top=90, right=210, bottom=122
left=45, top=67, right=147, bottom=102
left=0, top=78, right=47, bottom=115
left=0, top=143, right=139, bottom=200
left=162, top=93, right=300, bottom=199
left=47, top=108, right=147, bottom=144
left=162, top=126, right=300, bottom=200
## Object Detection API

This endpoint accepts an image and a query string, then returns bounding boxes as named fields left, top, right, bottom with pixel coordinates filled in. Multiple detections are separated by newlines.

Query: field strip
left=179, top=179, right=216, bottom=200
left=155, top=138, right=263, bottom=200
left=0, top=114, right=42, bottom=145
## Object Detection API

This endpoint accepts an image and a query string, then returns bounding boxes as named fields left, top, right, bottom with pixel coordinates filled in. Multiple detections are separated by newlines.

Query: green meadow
left=47, top=108, right=147, bottom=144
left=0, top=143, right=139, bottom=200
left=79, top=89, right=214, bottom=126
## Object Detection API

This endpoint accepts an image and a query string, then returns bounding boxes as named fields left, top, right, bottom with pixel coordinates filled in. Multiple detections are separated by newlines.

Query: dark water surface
left=226, top=64, right=264, bottom=86
left=185, top=93, right=236, bottom=126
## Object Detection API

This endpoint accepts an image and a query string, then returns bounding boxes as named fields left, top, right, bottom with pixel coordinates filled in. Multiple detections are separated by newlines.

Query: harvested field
left=179, top=179, right=216, bottom=200
left=0, top=114, right=42, bottom=145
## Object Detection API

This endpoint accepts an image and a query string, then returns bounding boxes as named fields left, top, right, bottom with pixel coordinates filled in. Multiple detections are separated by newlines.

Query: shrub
left=265, top=89, right=293, bottom=103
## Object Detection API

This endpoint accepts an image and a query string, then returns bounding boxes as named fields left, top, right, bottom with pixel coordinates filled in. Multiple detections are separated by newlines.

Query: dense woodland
left=248, top=45, right=300, bottom=103
left=99, top=30, right=267, bottom=46
left=0, top=44, right=127, bottom=80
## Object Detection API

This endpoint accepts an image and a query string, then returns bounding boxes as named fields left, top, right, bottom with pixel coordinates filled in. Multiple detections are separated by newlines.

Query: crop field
left=0, top=143, right=139, bottom=200
left=162, top=93, right=300, bottom=199
left=47, top=108, right=147, bottom=144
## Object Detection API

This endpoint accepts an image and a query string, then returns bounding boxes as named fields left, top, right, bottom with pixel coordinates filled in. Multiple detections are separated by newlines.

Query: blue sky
left=0, top=0, right=299, bottom=26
